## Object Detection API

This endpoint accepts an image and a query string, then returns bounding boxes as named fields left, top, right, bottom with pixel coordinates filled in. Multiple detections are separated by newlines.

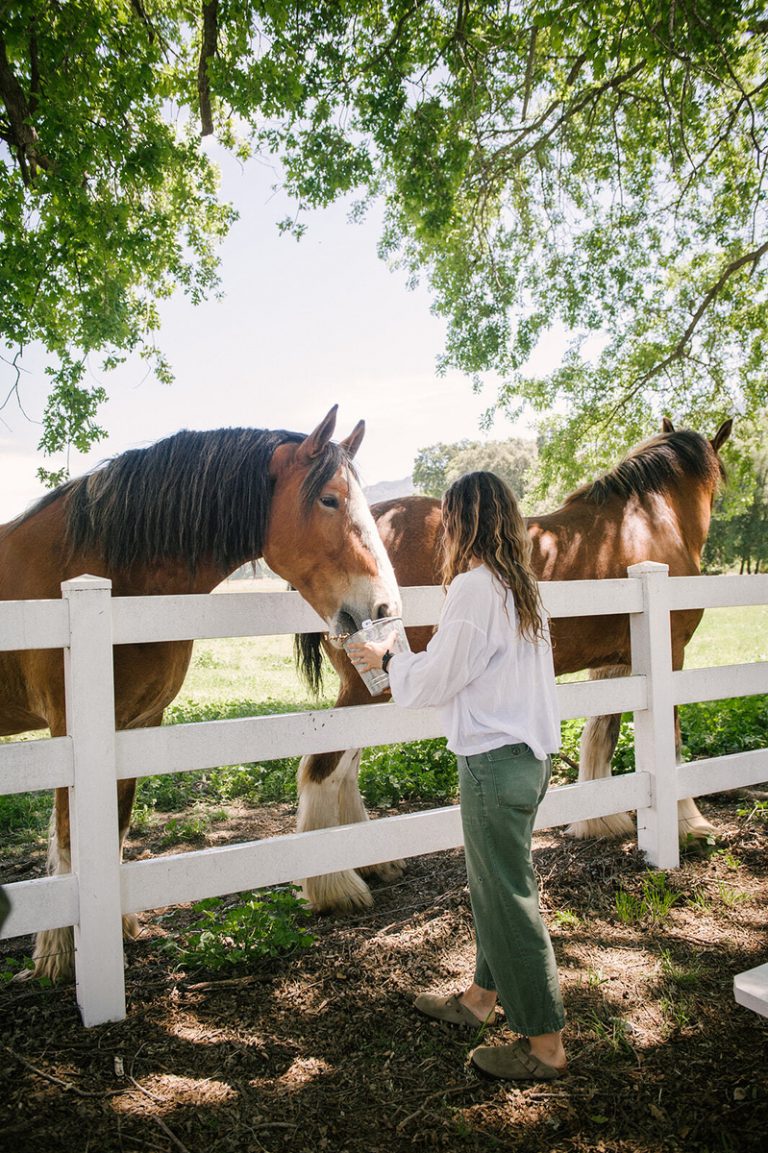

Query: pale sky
left=0, top=144, right=563, bottom=523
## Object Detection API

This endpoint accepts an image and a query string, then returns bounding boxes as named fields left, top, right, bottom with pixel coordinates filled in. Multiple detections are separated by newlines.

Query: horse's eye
left=319, top=495, right=339, bottom=510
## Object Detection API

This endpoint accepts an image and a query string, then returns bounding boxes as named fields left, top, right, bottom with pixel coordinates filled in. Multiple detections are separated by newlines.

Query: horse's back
left=527, top=489, right=703, bottom=582
left=371, top=495, right=442, bottom=586
left=0, top=497, right=129, bottom=735
left=0, top=497, right=73, bottom=602
left=529, top=495, right=705, bottom=672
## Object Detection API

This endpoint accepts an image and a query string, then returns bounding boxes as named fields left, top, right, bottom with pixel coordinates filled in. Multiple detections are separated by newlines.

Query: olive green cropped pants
left=457, top=743, right=565, bottom=1037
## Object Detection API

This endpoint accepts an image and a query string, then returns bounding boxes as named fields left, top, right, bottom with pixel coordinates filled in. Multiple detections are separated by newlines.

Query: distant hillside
left=363, top=476, right=415, bottom=504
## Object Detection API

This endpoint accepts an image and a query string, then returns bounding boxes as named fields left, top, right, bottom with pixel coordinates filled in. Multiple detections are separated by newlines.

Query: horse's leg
left=115, top=707, right=168, bottom=940
left=297, top=749, right=375, bottom=911
left=566, top=670, right=716, bottom=842
left=296, top=643, right=408, bottom=911
left=117, top=776, right=140, bottom=941
left=674, top=707, right=715, bottom=840
left=29, top=779, right=141, bottom=980
left=29, top=706, right=159, bottom=981
left=29, top=785, right=76, bottom=981
left=566, top=665, right=636, bottom=840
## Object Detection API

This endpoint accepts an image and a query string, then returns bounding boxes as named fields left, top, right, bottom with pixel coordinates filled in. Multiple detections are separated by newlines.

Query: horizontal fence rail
left=1, top=565, right=767, bottom=1027
left=120, top=773, right=652, bottom=919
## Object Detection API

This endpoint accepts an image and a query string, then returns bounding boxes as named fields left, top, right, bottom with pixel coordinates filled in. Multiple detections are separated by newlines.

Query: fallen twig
left=396, top=1083, right=475, bottom=1132
left=127, top=1074, right=193, bottom=1153
left=3, top=1044, right=124, bottom=1098
left=183, top=972, right=271, bottom=992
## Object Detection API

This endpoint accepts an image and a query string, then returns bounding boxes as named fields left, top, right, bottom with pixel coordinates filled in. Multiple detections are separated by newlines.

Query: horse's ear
left=297, top=406, right=339, bottom=462
left=711, top=418, right=733, bottom=453
left=340, top=420, right=365, bottom=459
left=662, top=417, right=675, bottom=433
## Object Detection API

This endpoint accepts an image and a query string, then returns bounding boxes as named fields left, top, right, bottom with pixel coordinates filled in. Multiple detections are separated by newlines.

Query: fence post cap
left=61, top=574, right=113, bottom=593
left=627, top=561, right=669, bottom=577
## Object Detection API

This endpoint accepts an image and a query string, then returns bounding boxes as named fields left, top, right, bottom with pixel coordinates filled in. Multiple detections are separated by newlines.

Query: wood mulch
left=1, top=791, right=767, bottom=1153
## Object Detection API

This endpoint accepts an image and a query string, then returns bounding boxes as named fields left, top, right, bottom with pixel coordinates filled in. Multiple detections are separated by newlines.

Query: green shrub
left=679, top=695, right=768, bottom=759
left=359, top=739, right=458, bottom=806
left=0, top=791, right=52, bottom=837
left=737, top=798, right=768, bottom=822
left=158, top=809, right=227, bottom=847
left=170, top=885, right=315, bottom=972
left=558, top=695, right=768, bottom=783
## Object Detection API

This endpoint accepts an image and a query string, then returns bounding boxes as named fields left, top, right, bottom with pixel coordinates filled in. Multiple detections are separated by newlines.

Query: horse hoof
left=30, top=926, right=75, bottom=983
left=122, top=913, right=141, bottom=940
left=360, top=859, right=407, bottom=883
left=566, top=813, right=635, bottom=840
left=302, top=869, right=374, bottom=913
left=677, top=796, right=716, bottom=841
left=679, top=819, right=716, bottom=841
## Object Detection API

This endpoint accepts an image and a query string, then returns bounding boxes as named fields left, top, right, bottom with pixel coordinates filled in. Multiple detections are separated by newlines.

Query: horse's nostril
left=336, top=610, right=358, bottom=637
left=375, top=603, right=395, bottom=620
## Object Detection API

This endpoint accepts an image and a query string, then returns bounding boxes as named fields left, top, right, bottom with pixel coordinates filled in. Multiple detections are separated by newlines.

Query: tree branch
left=130, top=0, right=155, bottom=42
left=198, top=0, right=219, bottom=136
left=521, top=26, right=538, bottom=121
left=606, top=239, right=768, bottom=420
left=0, top=30, right=51, bottom=182
left=487, top=59, right=646, bottom=170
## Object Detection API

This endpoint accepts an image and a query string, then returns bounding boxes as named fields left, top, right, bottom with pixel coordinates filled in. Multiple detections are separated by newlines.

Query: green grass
left=180, top=634, right=340, bottom=709
left=684, top=604, right=768, bottom=668
left=614, top=872, right=681, bottom=925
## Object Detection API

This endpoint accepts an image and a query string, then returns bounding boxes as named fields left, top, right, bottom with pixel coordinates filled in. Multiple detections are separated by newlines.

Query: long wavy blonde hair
left=441, top=471, right=546, bottom=642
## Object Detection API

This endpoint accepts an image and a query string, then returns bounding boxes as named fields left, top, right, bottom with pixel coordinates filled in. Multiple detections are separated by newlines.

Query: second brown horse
left=295, top=418, right=732, bottom=912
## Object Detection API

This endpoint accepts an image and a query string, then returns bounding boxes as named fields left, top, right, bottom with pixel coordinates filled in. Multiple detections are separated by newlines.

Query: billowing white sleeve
left=387, top=616, right=491, bottom=709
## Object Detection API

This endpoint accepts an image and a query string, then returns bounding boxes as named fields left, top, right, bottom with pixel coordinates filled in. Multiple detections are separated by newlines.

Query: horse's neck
left=112, top=558, right=250, bottom=597
left=526, top=486, right=713, bottom=580
left=669, top=487, right=714, bottom=568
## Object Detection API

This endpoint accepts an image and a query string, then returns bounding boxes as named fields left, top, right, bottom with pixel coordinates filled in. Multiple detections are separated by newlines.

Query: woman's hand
left=346, top=630, right=398, bottom=673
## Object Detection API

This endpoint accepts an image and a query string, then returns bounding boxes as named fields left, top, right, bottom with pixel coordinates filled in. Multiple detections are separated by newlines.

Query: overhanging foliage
left=1, top=2, right=766, bottom=481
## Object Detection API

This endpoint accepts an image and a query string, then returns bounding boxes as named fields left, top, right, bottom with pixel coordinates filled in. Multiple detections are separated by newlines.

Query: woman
left=347, top=471, right=566, bottom=1081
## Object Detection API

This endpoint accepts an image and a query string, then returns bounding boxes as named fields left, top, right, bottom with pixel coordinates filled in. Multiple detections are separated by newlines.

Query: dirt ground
left=1, top=791, right=767, bottom=1153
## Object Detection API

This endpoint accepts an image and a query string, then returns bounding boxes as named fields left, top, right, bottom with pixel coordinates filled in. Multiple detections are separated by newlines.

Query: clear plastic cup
left=343, top=617, right=410, bottom=696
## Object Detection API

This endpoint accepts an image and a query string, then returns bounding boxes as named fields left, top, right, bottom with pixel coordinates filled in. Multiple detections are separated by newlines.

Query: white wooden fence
left=1, top=562, right=767, bottom=1027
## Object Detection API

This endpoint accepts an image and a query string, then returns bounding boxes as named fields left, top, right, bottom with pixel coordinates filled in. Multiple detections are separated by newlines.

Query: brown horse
left=0, top=407, right=400, bottom=980
left=295, top=418, right=732, bottom=912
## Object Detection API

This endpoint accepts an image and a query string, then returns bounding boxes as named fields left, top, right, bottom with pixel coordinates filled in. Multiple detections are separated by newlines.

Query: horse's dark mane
left=564, top=429, right=725, bottom=507
left=21, top=427, right=355, bottom=573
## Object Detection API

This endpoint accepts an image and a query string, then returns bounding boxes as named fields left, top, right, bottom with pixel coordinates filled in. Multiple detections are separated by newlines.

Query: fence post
left=628, top=562, right=680, bottom=869
left=63, top=575, right=126, bottom=1025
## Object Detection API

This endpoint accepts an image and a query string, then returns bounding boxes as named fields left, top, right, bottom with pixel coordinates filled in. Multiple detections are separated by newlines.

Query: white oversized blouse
left=387, top=563, right=561, bottom=759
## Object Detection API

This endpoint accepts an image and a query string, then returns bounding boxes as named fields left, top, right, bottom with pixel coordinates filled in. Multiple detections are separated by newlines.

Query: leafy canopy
left=413, top=436, right=538, bottom=508
left=1, top=2, right=766, bottom=482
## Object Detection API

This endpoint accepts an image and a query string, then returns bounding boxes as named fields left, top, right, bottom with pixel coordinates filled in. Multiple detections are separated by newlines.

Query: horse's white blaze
left=345, top=474, right=401, bottom=622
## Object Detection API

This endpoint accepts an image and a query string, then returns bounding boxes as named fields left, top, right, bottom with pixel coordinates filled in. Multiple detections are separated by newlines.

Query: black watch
left=382, top=650, right=393, bottom=673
